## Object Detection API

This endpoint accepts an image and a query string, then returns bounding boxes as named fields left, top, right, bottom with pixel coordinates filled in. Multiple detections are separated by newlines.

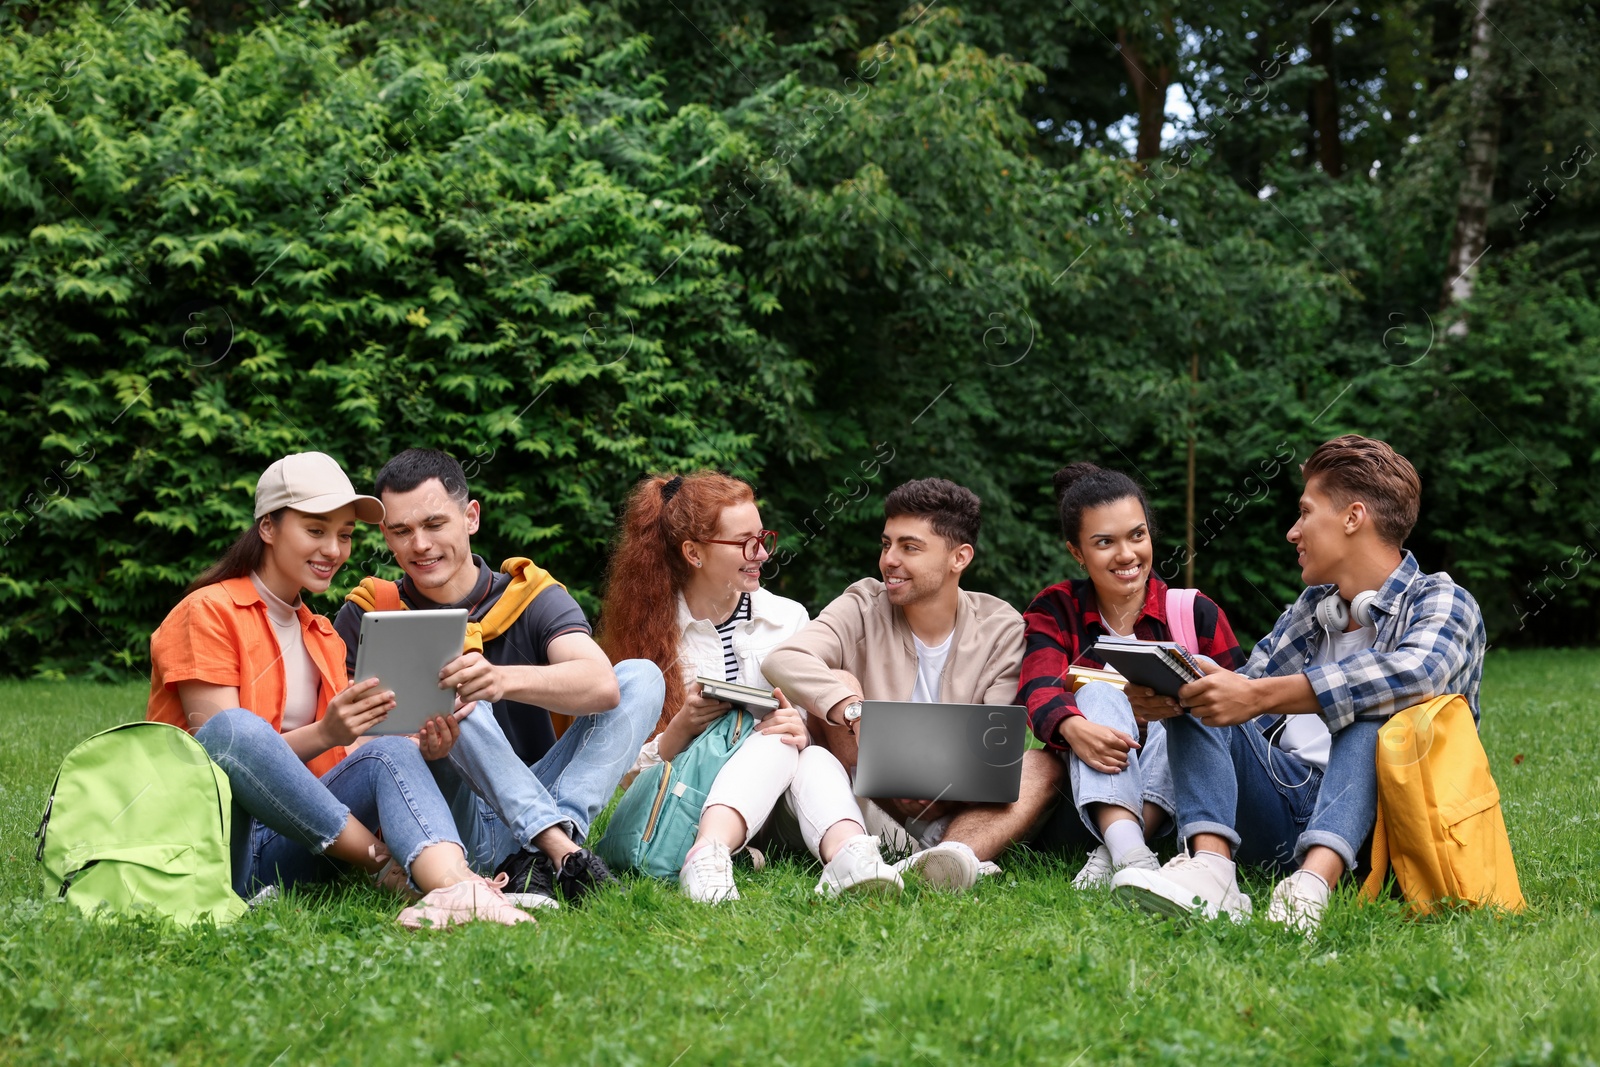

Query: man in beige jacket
left=764, top=478, right=1064, bottom=891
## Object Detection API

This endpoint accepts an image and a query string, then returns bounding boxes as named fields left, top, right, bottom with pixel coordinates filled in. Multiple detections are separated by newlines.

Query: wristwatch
left=842, top=701, right=863, bottom=725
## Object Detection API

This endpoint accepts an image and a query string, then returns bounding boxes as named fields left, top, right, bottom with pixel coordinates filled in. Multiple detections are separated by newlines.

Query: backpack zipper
left=57, top=859, right=98, bottom=900
left=34, top=795, right=52, bottom=861
left=641, top=761, right=674, bottom=843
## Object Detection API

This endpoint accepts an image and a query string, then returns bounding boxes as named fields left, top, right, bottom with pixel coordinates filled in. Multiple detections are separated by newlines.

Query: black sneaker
left=555, top=848, right=619, bottom=905
left=495, top=848, right=557, bottom=906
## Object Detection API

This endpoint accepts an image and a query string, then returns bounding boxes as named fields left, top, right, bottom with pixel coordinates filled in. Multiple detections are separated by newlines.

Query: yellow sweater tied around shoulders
left=345, top=557, right=565, bottom=652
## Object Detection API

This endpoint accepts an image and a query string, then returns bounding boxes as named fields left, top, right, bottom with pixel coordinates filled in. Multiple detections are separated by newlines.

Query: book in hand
left=1067, top=664, right=1128, bottom=691
left=695, top=677, right=781, bottom=718
left=1090, top=636, right=1205, bottom=699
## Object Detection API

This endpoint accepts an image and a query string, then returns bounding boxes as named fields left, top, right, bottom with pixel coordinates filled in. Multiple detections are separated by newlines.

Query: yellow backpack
left=1360, top=694, right=1525, bottom=914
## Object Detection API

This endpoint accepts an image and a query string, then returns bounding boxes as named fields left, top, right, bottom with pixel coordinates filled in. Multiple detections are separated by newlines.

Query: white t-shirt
left=911, top=631, right=954, bottom=703
left=1274, top=622, right=1377, bottom=770
left=250, top=572, right=320, bottom=732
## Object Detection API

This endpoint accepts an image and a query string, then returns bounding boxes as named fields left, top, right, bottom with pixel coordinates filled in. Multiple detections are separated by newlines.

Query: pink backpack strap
left=1165, top=587, right=1201, bottom=655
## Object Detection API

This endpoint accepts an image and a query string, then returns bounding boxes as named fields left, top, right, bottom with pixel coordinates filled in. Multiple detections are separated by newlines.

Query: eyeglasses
left=702, top=530, right=778, bottom=561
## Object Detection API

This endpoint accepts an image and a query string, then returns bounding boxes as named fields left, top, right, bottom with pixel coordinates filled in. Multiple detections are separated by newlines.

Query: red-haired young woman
left=600, top=471, right=901, bottom=903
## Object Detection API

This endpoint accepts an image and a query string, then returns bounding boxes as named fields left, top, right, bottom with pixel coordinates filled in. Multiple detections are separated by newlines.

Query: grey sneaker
left=1076, top=843, right=1161, bottom=890
left=1072, top=846, right=1115, bottom=889
left=1111, top=852, right=1252, bottom=922
left=815, top=835, right=904, bottom=899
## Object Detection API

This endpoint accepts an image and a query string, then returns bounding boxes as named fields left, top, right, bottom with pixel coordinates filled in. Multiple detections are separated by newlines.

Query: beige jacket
left=763, top=578, right=1025, bottom=717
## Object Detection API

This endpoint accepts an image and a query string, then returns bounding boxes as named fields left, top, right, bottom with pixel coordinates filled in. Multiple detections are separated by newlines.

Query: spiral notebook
left=1091, top=636, right=1205, bottom=698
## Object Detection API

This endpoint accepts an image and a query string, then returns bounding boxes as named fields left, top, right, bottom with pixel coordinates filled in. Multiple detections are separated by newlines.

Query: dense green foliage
left=3, top=650, right=1598, bottom=1062
left=1, top=0, right=1597, bottom=676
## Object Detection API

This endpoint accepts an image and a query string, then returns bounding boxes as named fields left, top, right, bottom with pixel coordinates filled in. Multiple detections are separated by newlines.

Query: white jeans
left=701, top=731, right=864, bottom=858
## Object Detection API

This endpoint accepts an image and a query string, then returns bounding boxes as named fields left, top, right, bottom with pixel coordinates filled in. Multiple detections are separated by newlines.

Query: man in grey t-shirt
left=335, top=449, right=663, bottom=906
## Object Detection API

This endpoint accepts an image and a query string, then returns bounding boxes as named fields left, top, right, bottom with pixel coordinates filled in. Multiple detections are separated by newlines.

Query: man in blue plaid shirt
left=1113, top=435, right=1486, bottom=933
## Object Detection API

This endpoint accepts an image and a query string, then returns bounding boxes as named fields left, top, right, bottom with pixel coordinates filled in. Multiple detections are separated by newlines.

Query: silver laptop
left=852, top=701, right=1028, bottom=805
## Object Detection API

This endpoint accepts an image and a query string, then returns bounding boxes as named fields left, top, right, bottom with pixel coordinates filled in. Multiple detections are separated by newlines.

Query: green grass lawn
left=3, top=649, right=1597, bottom=1065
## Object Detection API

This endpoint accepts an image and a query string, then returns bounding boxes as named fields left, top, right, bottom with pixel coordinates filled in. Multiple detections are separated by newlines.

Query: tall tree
left=1307, top=13, right=1343, bottom=175
left=1117, top=20, right=1174, bottom=161
left=1440, top=0, right=1501, bottom=323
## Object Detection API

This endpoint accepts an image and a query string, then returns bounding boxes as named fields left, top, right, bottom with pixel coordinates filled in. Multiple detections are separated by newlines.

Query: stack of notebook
left=1067, top=664, right=1129, bottom=691
left=1090, top=636, right=1205, bottom=698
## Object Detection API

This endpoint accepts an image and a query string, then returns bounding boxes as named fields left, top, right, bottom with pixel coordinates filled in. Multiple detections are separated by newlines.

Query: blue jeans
left=195, top=708, right=463, bottom=897
left=1065, top=682, right=1175, bottom=840
left=1165, top=710, right=1383, bottom=874
left=434, top=658, right=664, bottom=872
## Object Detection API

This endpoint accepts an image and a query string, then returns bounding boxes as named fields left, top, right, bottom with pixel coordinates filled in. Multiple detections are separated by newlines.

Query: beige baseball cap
left=254, top=452, right=384, bottom=523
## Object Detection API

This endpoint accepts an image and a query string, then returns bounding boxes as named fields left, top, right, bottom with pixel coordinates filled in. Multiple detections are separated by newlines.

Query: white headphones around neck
left=1316, top=589, right=1378, bottom=632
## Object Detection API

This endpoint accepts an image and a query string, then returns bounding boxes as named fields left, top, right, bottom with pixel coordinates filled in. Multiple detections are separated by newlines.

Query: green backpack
left=597, top=710, right=754, bottom=879
left=35, top=721, right=247, bottom=926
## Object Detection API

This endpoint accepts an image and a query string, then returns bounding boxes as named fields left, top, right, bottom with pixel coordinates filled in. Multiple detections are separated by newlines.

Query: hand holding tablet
left=320, top=677, right=397, bottom=746
left=351, top=609, right=470, bottom=735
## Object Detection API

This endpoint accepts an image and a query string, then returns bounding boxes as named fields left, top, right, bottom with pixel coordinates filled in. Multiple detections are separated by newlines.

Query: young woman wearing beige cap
left=147, top=451, right=531, bottom=928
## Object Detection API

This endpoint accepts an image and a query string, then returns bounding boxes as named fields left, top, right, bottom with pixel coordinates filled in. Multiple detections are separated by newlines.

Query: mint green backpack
left=36, top=722, right=247, bottom=926
left=597, top=710, right=754, bottom=879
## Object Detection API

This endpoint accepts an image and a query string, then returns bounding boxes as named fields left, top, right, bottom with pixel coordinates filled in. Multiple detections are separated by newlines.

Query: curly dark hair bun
left=1051, top=463, right=1154, bottom=545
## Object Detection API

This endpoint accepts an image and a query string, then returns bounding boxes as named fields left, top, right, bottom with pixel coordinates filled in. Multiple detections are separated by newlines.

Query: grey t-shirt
left=333, top=554, right=592, bottom=764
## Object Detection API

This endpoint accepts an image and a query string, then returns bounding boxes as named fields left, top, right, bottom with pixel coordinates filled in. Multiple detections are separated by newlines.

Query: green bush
left=1, top=1, right=1597, bottom=679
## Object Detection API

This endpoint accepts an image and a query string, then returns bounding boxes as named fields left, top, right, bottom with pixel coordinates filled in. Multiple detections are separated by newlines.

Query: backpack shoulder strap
left=1165, top=587, right=1201, bottom=655
left=346, top=577, right=404, bottom=613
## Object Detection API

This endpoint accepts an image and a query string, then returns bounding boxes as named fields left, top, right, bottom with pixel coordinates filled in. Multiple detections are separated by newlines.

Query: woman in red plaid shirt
left=1018, top=464, right=1244, bottom=889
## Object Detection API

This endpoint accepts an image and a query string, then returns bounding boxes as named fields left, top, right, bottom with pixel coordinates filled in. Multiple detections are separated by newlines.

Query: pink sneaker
left=396, top=873, right=537, bottom=929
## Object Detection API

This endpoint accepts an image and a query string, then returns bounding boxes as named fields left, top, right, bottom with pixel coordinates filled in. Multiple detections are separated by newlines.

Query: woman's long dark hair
left=184, top=509, right=285, bottom=595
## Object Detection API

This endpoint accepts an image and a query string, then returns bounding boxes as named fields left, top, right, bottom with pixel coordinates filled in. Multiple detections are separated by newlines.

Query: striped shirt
left=715, top=593, right=752, bottom=681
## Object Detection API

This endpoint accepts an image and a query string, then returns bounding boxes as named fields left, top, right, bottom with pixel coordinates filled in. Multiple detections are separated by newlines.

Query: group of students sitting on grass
left=146, top=433, right=1485, bottom=934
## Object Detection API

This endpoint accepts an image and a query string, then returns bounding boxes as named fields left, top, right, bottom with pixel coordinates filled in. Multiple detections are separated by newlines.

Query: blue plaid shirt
left=1243, top=551, right=1485, bottom=732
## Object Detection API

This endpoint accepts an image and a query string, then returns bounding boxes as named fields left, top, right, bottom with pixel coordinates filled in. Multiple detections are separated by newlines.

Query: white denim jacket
left=633, top=588, right=811, bottom=771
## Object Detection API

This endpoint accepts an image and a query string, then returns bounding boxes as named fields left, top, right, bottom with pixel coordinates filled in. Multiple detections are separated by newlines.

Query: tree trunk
left=1117, top=27, right=1171, bottom=162
left=1440, top=0, right=1500, bottom=324
left=1308, top=17, right=1343, bottom=176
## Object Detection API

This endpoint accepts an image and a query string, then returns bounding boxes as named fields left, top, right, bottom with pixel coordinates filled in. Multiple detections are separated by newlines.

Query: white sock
left=684, top=842, right=711, bottom=865
left=1102, top=819, right=1146, bottom=866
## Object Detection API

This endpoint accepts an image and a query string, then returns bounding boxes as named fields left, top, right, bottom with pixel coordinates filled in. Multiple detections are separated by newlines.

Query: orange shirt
left=148, top=576, right=348, bottom=777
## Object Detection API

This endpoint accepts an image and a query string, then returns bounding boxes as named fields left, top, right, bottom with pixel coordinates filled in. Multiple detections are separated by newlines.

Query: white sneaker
left=1111, top=851, right=1252, bottom=922
left=1267, top=870, right=1330, bottom=935
left=894, top=841, right=980, bottom=892
left=246, top=884, right=279, bottom=907
left=815, top=835, right=904, bottom=899
left=502, top=891, right=561, bottom=911
left=679, top=841, right=739, bottom=904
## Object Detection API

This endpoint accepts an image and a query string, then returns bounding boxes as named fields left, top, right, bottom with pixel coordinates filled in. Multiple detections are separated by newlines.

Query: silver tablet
left=351, top=609, right=469, bottom=735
